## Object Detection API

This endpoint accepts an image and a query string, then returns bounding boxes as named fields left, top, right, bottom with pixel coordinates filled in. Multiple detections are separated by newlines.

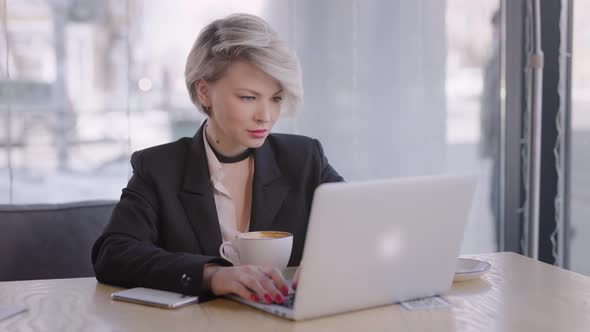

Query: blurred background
left=0, top=0, right=587, bottom=275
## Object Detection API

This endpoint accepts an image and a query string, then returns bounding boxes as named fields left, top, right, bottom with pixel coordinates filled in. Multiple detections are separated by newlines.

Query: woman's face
left=196, top=60, right=283, bottom=156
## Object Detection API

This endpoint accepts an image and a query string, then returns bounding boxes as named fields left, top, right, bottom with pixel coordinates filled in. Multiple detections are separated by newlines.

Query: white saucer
left=453, top=258, right=491, bottom=282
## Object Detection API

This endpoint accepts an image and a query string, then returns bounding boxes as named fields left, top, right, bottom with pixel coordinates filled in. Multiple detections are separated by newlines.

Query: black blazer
left=92, top=123, right=343, bottom=296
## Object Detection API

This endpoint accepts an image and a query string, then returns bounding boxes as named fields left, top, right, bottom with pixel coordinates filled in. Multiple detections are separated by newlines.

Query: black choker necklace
left=207, top=137, right=253, bottom=163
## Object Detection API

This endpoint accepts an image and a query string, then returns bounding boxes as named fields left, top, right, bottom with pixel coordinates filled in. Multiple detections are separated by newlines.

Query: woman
left=92, top=13, right=343, bottom=305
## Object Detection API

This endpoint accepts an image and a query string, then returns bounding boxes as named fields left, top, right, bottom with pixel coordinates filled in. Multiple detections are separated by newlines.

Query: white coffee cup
left=219, top=231, right=293, bottom=270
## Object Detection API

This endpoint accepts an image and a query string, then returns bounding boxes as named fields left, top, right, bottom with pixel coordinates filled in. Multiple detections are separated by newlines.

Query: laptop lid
left=292, top=175, right=476, bottom=320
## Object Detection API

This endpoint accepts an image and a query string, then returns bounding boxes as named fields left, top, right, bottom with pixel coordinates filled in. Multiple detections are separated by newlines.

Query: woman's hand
left=205, top=265, right=290, bottom=304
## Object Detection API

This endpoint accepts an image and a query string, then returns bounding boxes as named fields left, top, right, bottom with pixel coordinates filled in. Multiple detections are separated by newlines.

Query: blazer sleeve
left=91, top=151, right=227, bottom=296
left=314, top=139, right=345, bottom=184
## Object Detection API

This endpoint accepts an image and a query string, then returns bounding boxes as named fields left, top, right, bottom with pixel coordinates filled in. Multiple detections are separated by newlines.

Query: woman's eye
left=272, top=96, right=283, bottom=103
left=240, top=96, right=256, bottom=101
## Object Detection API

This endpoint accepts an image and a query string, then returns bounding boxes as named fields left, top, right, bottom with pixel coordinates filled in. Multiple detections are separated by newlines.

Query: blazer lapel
left=249, top=139, right=291, bottom=231
left=178, top=122, right=223, bottom=256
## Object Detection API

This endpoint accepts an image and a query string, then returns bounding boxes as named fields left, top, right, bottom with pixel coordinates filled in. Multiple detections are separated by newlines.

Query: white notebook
left=111, top=287, right=199, bottom=309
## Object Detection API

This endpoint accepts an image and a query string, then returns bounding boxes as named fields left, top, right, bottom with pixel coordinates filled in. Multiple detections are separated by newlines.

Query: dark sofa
left=0, top=200, right=115, bottom=281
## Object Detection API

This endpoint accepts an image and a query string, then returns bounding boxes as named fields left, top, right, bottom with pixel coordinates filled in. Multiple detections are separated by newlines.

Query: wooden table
left=1, top=252, right=590, bottom=332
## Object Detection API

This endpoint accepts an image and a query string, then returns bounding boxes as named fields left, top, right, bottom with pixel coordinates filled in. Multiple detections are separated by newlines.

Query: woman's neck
left=204, top=122, right=249, bottom=158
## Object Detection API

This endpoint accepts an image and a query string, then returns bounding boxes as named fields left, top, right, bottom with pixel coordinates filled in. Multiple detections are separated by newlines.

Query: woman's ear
left=195, top=79, right=211, bottom=107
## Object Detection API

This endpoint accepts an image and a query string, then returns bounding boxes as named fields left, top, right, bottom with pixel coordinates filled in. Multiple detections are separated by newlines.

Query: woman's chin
left=243, top=137, right=267, bottom=149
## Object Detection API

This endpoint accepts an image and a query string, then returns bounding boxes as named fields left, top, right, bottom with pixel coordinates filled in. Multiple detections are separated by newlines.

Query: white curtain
left=268, top=0, right=447, bottom=180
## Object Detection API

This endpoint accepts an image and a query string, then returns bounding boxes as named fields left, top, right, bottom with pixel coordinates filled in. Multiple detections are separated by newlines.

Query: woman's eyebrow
left=236, top=88, right=283, bottom=96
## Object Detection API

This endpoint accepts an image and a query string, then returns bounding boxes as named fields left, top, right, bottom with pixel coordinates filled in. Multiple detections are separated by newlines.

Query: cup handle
left=219, top=241, right=239, bottom=265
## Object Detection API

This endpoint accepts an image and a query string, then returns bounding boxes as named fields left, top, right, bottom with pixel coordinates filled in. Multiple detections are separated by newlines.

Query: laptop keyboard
left=277, top=293, right=296, bottom=309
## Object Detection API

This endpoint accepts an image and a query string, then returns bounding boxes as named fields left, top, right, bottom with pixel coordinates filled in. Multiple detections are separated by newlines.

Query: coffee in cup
left=219, top=231, right=293, bottom=270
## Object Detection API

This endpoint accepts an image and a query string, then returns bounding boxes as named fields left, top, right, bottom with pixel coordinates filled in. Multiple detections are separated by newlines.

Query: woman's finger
left=259, top=266, right=289, bottom=296
left=238, top=273, right=273, bottom=304
left=247, top=266, right=284, bottom=304
left=230, top=281, right=259, bottom=302
left=257, top=272, right=285, bottom=304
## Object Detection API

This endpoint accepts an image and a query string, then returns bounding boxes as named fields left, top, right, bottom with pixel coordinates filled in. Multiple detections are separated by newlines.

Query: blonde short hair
left=185, top=13, right=303, bottom=116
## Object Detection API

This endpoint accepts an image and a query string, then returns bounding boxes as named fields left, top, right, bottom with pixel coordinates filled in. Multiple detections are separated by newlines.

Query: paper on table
left=0, top=305, right=28, bottom=321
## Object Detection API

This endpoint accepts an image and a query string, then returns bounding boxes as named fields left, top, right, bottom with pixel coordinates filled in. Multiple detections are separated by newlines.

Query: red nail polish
left=281, top=286, right=289, bottom=296
left=250, top=294, right=259, bottom=302
left=275, top=294, right=284, bottom=303
left=264, top=294, right=272, bottom=303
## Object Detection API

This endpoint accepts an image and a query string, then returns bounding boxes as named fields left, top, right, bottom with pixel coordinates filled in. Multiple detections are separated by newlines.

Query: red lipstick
left=248, top=129, right=267, bottom=139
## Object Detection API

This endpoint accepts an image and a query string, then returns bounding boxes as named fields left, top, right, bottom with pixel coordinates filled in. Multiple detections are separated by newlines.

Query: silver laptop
left=228, top=174, right=476, bottom=320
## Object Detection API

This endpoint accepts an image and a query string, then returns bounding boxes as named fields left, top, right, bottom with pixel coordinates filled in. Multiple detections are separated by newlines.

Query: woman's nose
left=255, top=102, right=272, bottom=123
